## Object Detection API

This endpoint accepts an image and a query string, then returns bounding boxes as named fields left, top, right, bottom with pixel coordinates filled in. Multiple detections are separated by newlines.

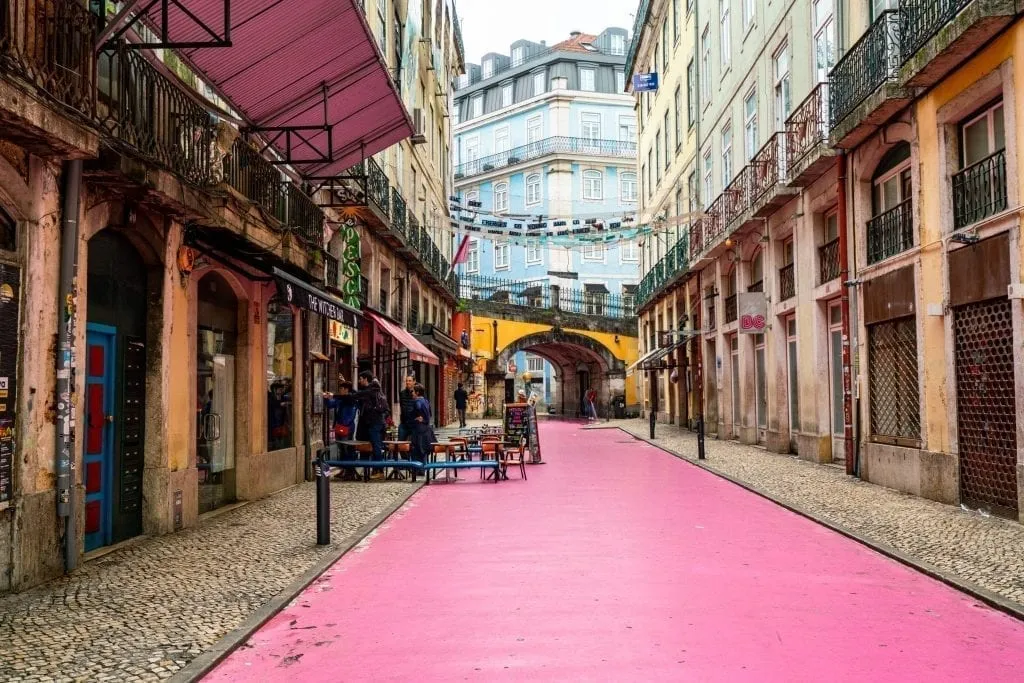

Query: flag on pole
left=445, top=234, right=472, bottom=281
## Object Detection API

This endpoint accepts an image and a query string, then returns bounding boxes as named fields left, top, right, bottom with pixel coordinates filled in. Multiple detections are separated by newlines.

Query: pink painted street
left=207, top=422, right=1024, bottom=682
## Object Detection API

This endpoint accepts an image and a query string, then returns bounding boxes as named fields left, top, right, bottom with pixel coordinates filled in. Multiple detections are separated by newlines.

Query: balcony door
left=828, top=300, right=845, bottom=464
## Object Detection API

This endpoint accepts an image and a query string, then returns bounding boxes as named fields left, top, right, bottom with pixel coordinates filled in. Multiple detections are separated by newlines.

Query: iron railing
left=0, top=0, right=98, bottom=118
left=324, top=252, right=340, bottom=290
left=819, top=238, right=840, bottom=284
left=779, top=264, right=795, bottom=300
left=867, top=199, right=914, bottom=264
left=367, top=157, right=390, bottom=217
left=952, top=149, right=1007, bottom=230
left=706, top=301, right=717, bottom=331
left=724, top=294, right=738, bottom=323
left=97, top=42, right=216, bottom=185
left=408, top=305, right=419, bottom=331
left=223, top=138, right=287, bottom=220
left=459, top=274, right=635, bottom=319
left=899, top=0, right=972, bottom=63
left=358, top=276, right=369, bottom=309
left=829, top=10, right=902, bottom=129
left=786, top=83, right=829, bottom=171
left=748, top=280, right=764, bottom=293
left=749, top=134, right=786, bottom=203
left=391, top=186, right=407, bottom=237
left=454, top=136, right=637, bottom=178
left=285, top=183, right=325, bottom=248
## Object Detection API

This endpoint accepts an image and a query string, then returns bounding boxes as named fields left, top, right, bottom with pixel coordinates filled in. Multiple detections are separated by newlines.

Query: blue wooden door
left=85, top=324, right=116, bottom=552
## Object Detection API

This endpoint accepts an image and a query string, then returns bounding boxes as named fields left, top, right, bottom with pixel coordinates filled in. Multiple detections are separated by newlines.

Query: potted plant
left=454, top=172, right=465, bottom=179
left=482, top=163, right=494, bottom=172
left=507, top=156, right=520, bottom=165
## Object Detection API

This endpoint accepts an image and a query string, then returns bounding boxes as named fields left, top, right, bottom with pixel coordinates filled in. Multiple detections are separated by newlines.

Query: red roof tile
left=552, top=32, right=599, bottom=53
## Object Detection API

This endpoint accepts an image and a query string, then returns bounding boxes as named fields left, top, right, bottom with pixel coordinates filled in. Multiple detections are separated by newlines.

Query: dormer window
left=512, top=46, right=524, bottom=66
left=610, top=34, right=625, bottom=55
left=482, top=59, right=494, bottom=78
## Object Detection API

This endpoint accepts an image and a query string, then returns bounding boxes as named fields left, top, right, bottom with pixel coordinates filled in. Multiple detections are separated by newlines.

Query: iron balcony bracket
left=98, top=0, right=232, bottom=50
left=243, top=126, right=334, bottom=166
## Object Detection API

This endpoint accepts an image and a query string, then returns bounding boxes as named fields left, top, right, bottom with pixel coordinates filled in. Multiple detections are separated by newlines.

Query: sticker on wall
left=0, top=284, right=12, bottom=305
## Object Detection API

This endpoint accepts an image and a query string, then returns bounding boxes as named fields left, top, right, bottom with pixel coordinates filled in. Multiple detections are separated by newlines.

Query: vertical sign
left=0, top=263, right=20, bottom=503
left=737, top=293, right=767, bottom=334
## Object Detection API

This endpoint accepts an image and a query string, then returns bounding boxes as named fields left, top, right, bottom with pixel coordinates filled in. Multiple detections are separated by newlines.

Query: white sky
left=455, top=0, right=636, bottom=64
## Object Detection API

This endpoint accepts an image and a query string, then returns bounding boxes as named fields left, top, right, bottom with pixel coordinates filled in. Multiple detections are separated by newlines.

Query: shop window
left=267, top=295, right=295, bottom=450
left=868, top=317, right=920, bottom=445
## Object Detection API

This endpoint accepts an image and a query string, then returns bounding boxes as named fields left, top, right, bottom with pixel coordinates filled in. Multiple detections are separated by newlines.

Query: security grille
left=955, top=298, right=1018, bottom=514
left=868, top=317, right=920, bottom=445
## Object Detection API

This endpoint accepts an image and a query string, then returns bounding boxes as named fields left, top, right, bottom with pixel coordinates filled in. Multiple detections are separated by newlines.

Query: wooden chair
left=478, top=439, right=501, bottom=479
left=501, top=437, right=528, bottom=480
left=354, top=442, right=375, bottom=482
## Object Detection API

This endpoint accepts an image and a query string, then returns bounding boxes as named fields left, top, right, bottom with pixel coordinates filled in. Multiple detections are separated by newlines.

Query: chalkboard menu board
left=503, top=403, right=529, bottom=445
left=0, top=263, right=19, bottom=504
left=0, top=420, right=12, bottom=503
left=503, top=403, right=544, bottom=464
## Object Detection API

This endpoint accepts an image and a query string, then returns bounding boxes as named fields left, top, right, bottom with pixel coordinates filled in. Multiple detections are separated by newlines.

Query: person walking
left=398, top=375, right=417, bottom=441
left=409, top=383, right=436, bottom=466
left=585, top=388, right=598, bottom=422
left=454, top=383, right=468, bottom=428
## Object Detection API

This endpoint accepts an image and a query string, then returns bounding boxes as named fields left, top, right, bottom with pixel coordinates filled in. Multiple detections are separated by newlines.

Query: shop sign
left=738, top=293, right=767, bottom=334
left=0, top=419, right=12, bottom=503
left=273, top=268, right=360, bottom=328
left=0, top=264, right=19, bottom=421
left=328, top=320, right=354, bottom=346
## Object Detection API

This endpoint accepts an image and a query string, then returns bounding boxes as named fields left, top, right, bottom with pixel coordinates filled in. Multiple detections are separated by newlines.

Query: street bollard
left=315, top=458, right=331, bottom=546
left=697, top=416, right=706, bottom=460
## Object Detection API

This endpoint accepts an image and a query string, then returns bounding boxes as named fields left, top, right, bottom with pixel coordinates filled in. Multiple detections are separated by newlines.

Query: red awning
left=143, top=0, right=412, bottom=177
left=367, top=312, right=439, bottom=366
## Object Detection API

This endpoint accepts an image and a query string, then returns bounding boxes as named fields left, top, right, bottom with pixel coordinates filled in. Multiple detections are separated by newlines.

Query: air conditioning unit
left=412, top=108, right=427, bottom=145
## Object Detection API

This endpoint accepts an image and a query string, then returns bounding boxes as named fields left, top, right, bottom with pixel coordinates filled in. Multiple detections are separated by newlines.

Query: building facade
left=630, top=0, right=1024, bottom=521
left=452, top=28, right=641, bottom=413
left=0, top=0, right=463, bottom=594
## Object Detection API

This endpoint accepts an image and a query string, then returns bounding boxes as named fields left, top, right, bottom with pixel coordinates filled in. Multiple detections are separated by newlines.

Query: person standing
left=323, top=380, right=358, bottom=441
left=409, top=383, right=436, bottom=465
left=585, top=388, right=598, bottom=422
left=454, top=382, right=468, bottom=428
left=398, top=375, right=417, bottom=441
left=352, top=371, right=388, bottom=475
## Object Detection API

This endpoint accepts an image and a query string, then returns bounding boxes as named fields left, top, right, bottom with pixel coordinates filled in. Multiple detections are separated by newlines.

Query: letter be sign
left=737, top=293, right=768, bottom=334
left=740, top=314, right=766, bottom=331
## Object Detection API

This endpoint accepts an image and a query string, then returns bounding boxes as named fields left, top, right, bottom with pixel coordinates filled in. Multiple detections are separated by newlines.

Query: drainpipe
left=838, top=152, right=855, bottom=475
left=695, top=271, right=706, bottom=459
left=56, top=160, right=82, bottom=573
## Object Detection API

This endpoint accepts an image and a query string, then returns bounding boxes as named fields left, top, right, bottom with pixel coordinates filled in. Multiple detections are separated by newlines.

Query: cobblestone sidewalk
left=611, top=419, right=1024, bottom=612
left=0, top=480, right=416, bottom=682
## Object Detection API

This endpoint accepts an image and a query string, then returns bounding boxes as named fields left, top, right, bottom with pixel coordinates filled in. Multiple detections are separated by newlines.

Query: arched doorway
left=196, top=272, right=239, bottom=514
left=85, top=230, right=147, bottom=551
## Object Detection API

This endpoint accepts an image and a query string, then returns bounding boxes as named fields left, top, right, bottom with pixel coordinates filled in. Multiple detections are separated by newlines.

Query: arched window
left=871, top=142, right=911, bottom=217
left=267, top=295, right=295, bottom=451
left=582, top=170, right=603, bottom=200
left=494, top=182, right=509, bottom=212
left=750, top=250, right=764, bottom=291
left=620, top=172, right=638, bottom=202
left=526, top=174, right=542, bottom=205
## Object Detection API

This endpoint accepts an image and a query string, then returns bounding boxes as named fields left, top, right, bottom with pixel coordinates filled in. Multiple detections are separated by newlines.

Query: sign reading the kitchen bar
left=273, top=268, right=360, bottom=328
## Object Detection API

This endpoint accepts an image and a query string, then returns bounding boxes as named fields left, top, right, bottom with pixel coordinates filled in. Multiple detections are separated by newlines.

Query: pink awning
left=143, top=0, right=412, bottom=178
left=367, top=312, right=439, bottom=366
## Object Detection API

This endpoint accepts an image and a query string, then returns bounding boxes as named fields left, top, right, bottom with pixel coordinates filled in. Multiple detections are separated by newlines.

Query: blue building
left=452, top=29, right=639, bottom=408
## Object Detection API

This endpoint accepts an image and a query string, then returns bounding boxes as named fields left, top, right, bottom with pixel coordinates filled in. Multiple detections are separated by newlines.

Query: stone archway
left=493, top=330, right=625, bottom=418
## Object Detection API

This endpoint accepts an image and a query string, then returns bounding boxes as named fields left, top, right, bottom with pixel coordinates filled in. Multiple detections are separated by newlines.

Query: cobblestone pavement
left=611, top=419, right=1024, bottom=610
left=0, top=480, right=415, bottom=682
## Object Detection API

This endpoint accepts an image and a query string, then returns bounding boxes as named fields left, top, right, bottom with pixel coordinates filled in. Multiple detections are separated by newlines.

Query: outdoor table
left=430, top=441, right=461, bottom=482
left=335, top=440, right=371, bottom=480
left=382, top=440, right=411, bottom=481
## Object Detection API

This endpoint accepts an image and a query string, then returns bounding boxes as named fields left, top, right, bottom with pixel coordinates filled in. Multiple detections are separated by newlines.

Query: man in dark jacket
left=454, top=383, right=468, bottom=428
left=352, top=371, right=388, bottom=464
left=398, top=374, right=417, bottom=441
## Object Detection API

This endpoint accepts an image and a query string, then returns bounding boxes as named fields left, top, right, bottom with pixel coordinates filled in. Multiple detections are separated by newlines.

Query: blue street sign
left=632, top=73, right=659, bottom=92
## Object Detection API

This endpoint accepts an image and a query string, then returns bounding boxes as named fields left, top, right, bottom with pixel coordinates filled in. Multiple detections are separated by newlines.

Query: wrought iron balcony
left=779, top=263, right=796, bottom=300
left=98, top=42, right=217, bottom=185
left=829, top=10, right=902, bottom=130
left=748, top=280, right=764, bottom=293
left=952, top=149, right=1007, bottom=230
left=459, top=274, right=635, bottom=320
left=867, top=199, right=914, bottom=265
left=724, top=294, right=738, bottom=323
left=454, top=136, right=636, bottom=180
left=285, top=183, right=325, bottom=249
left=391, top=187, right=407, bottom=238
left=408, top=306, right=420, bottom=331
left=223, top=138, right=287, bottom=220
left=818, top=238, right=840, bottom=284
left=0, top=0, right=98, bottom=119
left=706, top=302, right=716, bottom=331
left=749, top=134, right=795, bottom=215
left=786, top=83, right=833, bottom=184
left=324, top=252, right=341, bottom=292
left=899, top=0, right=972, bottom=64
